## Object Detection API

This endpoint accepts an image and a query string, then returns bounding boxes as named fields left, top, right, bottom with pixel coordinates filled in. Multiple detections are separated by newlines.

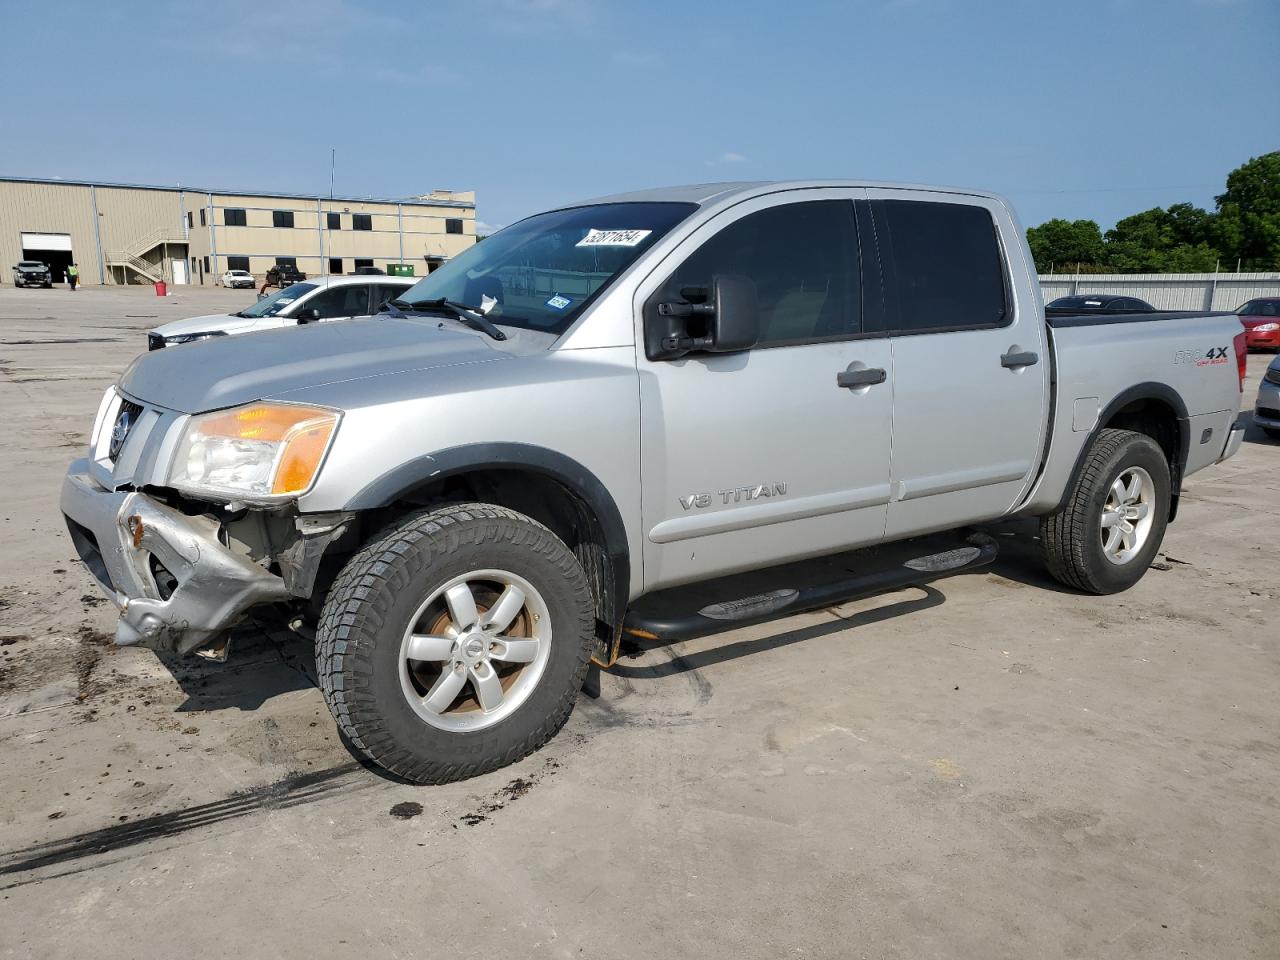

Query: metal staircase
left=106, top=227, right=187, bottom=284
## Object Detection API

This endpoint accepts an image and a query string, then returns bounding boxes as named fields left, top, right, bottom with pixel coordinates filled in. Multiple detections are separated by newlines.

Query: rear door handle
left=837, top=366, right=887, bottom=389
left=1001, top=350, right=1038, bottom=369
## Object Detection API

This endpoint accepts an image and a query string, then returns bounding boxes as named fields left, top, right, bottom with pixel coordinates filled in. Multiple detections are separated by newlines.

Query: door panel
left=634, top=190, right=894, bottom=591
left=864, top=191, right=1049, bottom=539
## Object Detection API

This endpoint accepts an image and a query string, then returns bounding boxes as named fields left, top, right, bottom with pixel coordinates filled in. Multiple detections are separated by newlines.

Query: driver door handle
left=837, top=367, right=887, bottom=389
left=1001, top=350, right=1038, bottom=369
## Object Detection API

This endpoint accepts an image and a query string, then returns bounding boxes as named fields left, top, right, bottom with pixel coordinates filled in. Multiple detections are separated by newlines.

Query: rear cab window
left=874, top=199, right=1009, bottom=335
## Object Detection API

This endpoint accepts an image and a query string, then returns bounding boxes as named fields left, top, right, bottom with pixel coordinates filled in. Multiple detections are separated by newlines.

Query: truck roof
left=576, top=180, right=1009, bottom=209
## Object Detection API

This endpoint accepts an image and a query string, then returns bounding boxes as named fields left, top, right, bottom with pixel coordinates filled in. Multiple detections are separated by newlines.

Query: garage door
left=20, top=232, right=74, bottom=283
left=20, top=232, right=72, bottom=251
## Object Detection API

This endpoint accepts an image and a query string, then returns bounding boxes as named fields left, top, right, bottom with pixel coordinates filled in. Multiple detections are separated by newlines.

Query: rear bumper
left=1218, top=418, right=1246, bottom=462
left=61, top=460, right=289, bottom=654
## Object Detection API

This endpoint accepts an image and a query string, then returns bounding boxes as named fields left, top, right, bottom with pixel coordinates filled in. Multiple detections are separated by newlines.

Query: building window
left=202, top=256, right=210, bottom=272
left=329, top=257, right=343, bottom=275
left=187, top=212, right=193, bottom=229
left=275, top=256, right=298, bottom=267
left=273, top=210, right=295, bottom=228
left=353, top=214, right=372, bottom=231
left=446, top=218, right=463, bottom=234
left=226, top=255, right=250, bottom=272
left=327, top=212, right=341, bottom=230
left=354, top=258, right=374, bottom=271
left=224, top=208, right=247, bottom=226
left=199, top=208, right=206, bottom=227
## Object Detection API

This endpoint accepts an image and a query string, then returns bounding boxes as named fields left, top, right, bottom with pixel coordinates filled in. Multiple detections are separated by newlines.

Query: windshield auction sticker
left=576, top=228, right=652, bottom=247
left=545, top=294, right=573, bottom=310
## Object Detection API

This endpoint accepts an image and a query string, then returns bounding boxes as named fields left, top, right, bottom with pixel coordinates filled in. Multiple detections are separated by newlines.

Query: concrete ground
left=0, top=286, right=1277, bottom=959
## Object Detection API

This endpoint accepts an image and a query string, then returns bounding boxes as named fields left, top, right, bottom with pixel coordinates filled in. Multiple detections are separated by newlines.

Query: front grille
left=147, top=333, right=165, bottom=351
left=1257, top=406, right=1280, bottom=421
left=108, top=399, right=144, bottom=463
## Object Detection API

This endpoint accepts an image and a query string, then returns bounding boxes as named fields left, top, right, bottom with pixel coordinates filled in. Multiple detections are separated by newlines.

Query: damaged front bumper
left=60, top=459, right=290, bottom=654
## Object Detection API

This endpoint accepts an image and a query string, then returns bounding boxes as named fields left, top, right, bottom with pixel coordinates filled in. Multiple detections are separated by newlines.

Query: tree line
left=1026, top=151, right=1279, bottom=274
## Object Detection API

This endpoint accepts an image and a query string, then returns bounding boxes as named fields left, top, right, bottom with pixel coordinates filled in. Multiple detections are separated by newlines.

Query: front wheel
left=1040, top=429, right=1170, bottom=594
left=317, top=503, right=595, bottom=784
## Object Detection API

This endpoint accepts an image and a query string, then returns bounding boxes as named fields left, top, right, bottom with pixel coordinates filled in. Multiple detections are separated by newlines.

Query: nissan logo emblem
left=109, top=409, right=133, bottom=460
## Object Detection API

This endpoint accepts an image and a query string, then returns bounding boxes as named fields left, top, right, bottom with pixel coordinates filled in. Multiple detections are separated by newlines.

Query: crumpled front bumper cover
left=60, top=460, right=289, bottom=654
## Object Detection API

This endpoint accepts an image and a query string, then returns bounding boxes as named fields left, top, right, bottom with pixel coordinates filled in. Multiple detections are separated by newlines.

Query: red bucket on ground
left=154, top=281, right=167, bottom=297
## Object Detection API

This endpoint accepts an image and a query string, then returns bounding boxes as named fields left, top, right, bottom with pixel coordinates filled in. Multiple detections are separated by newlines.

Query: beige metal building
left=0, top=175, right=476, bottom=286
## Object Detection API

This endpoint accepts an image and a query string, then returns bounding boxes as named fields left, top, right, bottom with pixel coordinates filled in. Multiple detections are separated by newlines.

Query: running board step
left=623, top=533, right=998, bottom=644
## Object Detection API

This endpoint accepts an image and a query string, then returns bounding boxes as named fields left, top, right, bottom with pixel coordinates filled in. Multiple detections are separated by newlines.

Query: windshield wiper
left=395, top=298, right=507, bottom=341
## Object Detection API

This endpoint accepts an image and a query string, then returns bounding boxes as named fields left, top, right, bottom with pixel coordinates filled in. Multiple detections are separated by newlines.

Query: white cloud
left=705, top=151, right=749, bottom=167
left=476, top=221, right=505, bottom=235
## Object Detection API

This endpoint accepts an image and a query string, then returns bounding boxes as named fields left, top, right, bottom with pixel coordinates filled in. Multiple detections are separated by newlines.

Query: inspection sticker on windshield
left=545, top=294, right=573, bottom=310
left=576, top=228, right=652, bottom=248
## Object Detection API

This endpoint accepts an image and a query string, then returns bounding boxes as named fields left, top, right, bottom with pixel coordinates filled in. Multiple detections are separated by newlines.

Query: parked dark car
left=265, top=263, right=307, bottom=287
left=1236, top=298, right=1280, bottom=351
left=1045, top=294, right=1156, bottom=314
left=11, top=261, right=52, bottom=288
left=353, top=265, right=386, bottom=275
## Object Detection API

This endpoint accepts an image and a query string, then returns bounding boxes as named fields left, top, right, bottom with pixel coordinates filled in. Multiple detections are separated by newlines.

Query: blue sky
left=0, top=0, right=1275, bottom=232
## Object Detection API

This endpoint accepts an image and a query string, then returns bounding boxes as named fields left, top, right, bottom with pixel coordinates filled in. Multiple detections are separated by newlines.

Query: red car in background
left=1238, top=298, right=1280, bottom=350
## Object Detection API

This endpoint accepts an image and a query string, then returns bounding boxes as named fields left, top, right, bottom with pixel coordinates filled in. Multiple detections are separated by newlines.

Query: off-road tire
left=1040, top=428, right=1170, bottom=594
left=317, top=503, right=595, bottom=784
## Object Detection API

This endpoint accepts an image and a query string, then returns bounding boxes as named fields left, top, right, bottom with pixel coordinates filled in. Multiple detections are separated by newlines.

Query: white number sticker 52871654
left=576, top=228, right=652, bottom=248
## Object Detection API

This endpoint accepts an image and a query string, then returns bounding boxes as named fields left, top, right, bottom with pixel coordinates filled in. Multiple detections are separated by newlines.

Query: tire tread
left=316, top=503, right=593, bottom=784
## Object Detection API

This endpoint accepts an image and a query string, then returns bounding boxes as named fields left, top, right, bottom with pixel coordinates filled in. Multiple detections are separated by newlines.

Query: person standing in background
left=67, top=263, right=79, bottom=290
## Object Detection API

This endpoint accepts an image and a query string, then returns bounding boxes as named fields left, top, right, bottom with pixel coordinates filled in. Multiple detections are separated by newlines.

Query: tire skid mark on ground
left=0, top=762, right=371, bottom=885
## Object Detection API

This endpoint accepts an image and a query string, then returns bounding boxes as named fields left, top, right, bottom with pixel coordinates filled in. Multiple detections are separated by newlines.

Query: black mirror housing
left=295, top=307, right=321, bottom=324
left=707, top=274, right=758, bottom=353
left=645, top=273, right=758, bottom=360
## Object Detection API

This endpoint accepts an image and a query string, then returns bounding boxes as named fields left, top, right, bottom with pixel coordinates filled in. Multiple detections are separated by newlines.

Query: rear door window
left=662, top=200, right=862, bottom=346
left=878, top=200, right=1008, bottom=334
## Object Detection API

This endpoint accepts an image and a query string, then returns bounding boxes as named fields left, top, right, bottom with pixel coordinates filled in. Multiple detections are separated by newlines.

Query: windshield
left=228, top=270, right=250, bottom=276
left=397, top=201, right=697, bottom=335
left=1238, top=300, right=1279, bottom=316
left=18, top=262, right=45, bottom=269
left=237, top=282, right=317, bottom=318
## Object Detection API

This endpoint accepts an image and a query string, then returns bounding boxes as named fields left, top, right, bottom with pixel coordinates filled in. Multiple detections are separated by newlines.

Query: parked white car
left=147, top=275, right=416, bottom=349
left=221, top=268, right=256, bottom=289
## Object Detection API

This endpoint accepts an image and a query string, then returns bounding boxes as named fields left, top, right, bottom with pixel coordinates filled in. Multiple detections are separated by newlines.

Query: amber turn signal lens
left=272, top=419, right=337, bottom=495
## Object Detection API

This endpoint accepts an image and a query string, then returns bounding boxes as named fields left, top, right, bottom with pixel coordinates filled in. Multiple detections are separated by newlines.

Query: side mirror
left=647, top=273, right=759, bottom=360
left=706, top=274, right=759, bottom=353
left=295, top=307, right=321, bottom=324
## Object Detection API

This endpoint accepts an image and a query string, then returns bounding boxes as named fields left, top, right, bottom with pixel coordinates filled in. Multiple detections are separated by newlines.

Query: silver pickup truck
left=61, top=180, right=1247, bottom=783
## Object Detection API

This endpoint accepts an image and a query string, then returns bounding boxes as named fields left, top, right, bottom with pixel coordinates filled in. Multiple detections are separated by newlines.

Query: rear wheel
left=1040, top=429, right=1170, bottom=594
left=317, top=503, right=595, bottom=784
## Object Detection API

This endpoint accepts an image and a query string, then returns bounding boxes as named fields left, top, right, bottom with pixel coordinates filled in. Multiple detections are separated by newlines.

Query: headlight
left=1253, top=322, right=1280, bottom=333
left=166, top=331, right=229, bottom=346
left=169, top=403, right=340, bottom=500
left=1265, top=367, right=1280, bottom=386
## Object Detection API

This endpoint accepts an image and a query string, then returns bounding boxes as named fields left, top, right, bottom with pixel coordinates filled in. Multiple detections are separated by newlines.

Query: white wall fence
left=1038, top=273, right=1280, bottom=313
